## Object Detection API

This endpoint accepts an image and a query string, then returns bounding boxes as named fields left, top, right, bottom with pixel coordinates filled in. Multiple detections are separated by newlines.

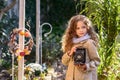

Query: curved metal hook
left=40, top=22, right=52, bottom=37
left=39, top=22, right=52, bottom=65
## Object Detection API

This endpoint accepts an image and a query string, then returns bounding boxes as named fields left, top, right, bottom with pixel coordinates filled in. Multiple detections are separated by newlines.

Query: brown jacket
left=62, top=39, right=100, bottom=80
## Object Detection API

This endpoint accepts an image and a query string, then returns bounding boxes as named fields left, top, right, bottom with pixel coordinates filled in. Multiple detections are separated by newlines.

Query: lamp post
left=39, top=22, right=52, bottom=65
left=36, top=0, right=40, bottom=64
left=18, top=0, right=25, bottom=80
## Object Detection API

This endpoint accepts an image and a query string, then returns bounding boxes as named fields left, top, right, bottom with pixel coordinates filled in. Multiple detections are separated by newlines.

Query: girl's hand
left=76, top=64, right=87, bottom=71
left=68, top=46, right=76, bottom=56
left=80, top=64, right=87, bottom=70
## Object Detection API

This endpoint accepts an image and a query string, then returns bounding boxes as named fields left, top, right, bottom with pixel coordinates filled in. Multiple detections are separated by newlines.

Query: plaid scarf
left=72, top=34, right=91, bottom=43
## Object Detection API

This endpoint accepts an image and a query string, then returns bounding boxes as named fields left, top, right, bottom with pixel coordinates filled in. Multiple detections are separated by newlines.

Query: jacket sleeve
left=85, top=40, right=100, bottom=72
left=61, top=53, right=71, bottom=66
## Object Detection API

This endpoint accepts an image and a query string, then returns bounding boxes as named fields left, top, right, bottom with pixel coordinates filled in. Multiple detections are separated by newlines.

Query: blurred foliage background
left=0, top=0, right=120, bottom=80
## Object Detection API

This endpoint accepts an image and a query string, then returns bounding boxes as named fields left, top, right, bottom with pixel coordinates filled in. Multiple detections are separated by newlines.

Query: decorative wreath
left=8, top=28, right=34, bottom=60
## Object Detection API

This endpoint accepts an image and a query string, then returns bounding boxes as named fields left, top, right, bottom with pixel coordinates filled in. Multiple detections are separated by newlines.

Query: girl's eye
left=76, top=27, right=80, bottom=29
left=76, top=26, right=86, bottom=29
left=81, top=26, right=86, bottom=28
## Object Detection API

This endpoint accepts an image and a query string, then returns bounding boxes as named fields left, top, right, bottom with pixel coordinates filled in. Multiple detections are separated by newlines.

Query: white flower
left=25, top=63, right=42, bottom=72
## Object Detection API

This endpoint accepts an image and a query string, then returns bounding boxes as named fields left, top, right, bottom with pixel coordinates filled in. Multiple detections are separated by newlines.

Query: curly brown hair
left=61, top=15, right=98, bottom=53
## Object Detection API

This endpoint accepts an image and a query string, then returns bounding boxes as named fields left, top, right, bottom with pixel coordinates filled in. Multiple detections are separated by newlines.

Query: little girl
left=61, top=15, right=100, bottom=80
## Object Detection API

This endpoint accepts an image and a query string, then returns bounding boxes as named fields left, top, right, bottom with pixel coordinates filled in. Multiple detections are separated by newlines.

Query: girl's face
left=76, top=21, right=88, bottom=37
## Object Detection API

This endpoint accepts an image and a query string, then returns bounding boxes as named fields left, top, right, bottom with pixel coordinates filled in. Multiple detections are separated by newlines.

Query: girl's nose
left=79, top=28, right=83, bottom=31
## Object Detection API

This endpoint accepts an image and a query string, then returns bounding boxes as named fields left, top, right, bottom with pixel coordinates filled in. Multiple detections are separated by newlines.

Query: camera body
left=73, top=47, right=86, bottom=65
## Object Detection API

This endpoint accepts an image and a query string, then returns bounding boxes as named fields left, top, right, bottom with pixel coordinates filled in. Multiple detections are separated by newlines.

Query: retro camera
left=73, top=47, right=86, bottom=65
